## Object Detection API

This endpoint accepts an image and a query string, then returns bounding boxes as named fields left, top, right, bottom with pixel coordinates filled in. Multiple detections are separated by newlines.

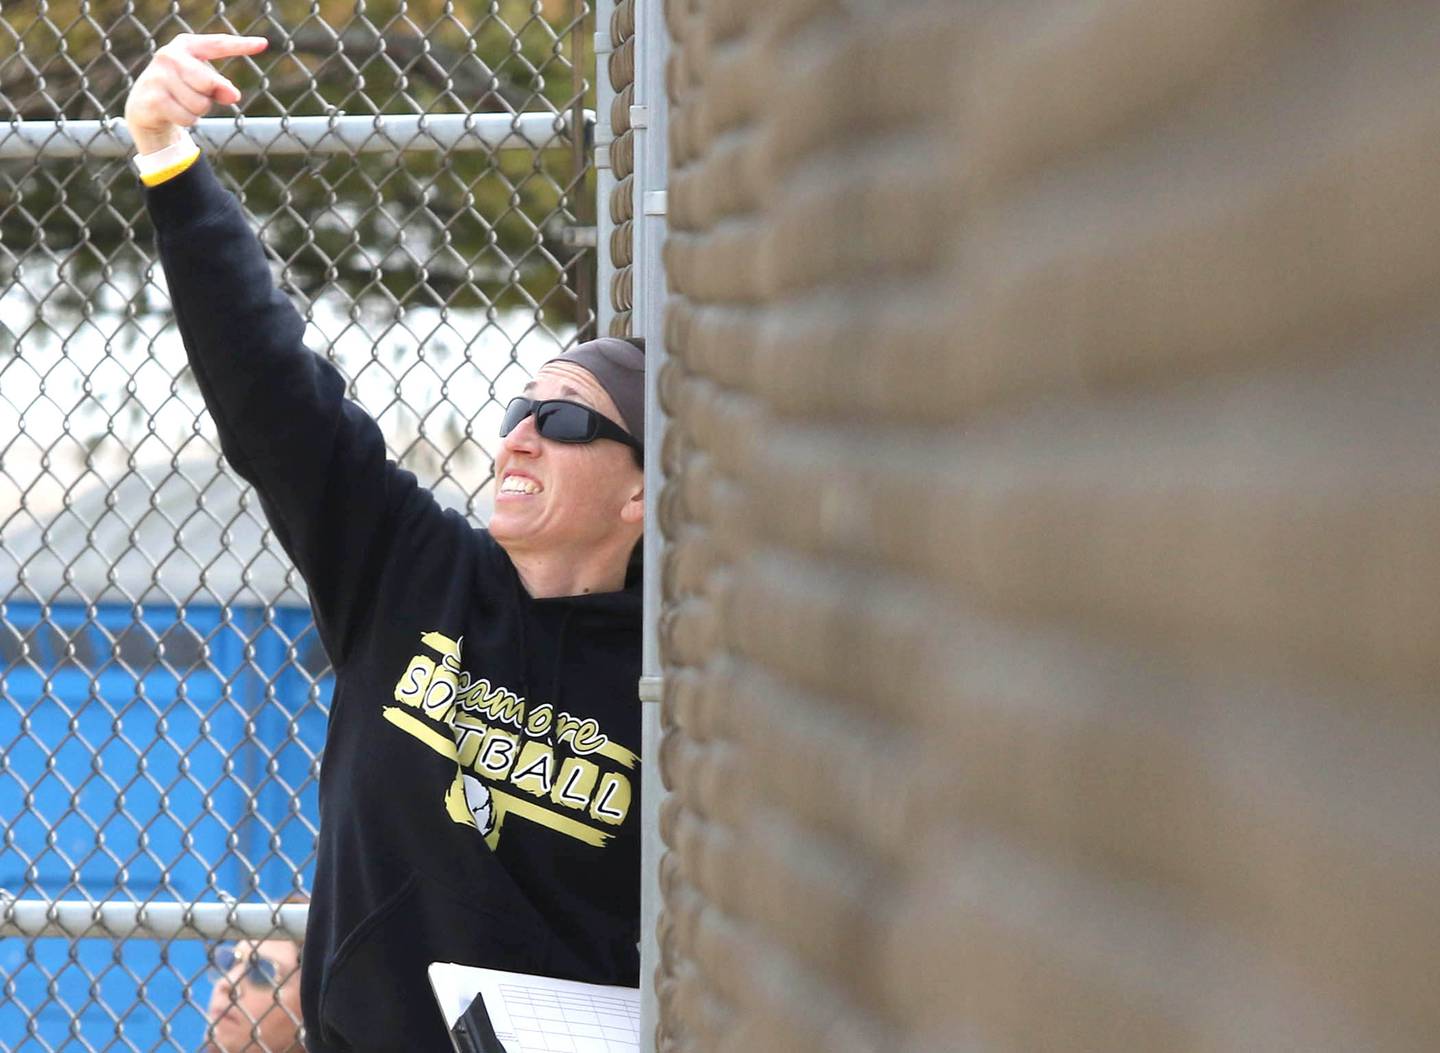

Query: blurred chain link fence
left=0, top=1, right=595, bottom=1048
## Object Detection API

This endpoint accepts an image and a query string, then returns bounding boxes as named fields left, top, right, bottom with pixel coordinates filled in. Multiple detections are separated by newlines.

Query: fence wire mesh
left=0, top=2, right=595, bottom=1048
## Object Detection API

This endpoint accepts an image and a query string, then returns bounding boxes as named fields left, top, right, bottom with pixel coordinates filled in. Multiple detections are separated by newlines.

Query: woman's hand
left=124, top=33, right=269, bottom=154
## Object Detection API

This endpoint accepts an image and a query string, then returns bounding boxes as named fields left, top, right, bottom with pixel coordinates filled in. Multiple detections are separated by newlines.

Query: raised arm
left=126, top=34, right=443, bottom=666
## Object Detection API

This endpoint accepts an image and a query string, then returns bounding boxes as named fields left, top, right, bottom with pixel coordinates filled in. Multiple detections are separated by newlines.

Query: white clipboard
left=429, top=962, right=640, bottom=1053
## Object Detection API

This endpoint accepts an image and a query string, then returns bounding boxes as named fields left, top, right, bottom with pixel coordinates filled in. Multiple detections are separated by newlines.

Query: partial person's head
left=204, top=936, right=303, bottom=1052
left=488, top=337, right=646, bottom=586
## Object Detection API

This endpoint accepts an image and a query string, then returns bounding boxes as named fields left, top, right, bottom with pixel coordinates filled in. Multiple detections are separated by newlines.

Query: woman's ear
left=621, top=481, right=644, bottom=526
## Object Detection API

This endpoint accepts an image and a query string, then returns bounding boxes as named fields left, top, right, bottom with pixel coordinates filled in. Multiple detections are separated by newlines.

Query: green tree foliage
left=0, top=0, right=595, bottom=330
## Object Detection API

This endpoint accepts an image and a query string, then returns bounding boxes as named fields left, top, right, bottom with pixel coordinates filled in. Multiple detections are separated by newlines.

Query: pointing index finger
left=182, top=34, right=270, bottom=61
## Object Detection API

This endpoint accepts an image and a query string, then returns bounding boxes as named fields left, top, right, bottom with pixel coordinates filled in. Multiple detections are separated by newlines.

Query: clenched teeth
left=500, top=475, right=542, bottom=495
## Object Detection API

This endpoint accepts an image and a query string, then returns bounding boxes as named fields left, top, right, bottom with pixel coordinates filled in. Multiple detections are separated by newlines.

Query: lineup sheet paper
left=429, top=962, right=641, bottom=1053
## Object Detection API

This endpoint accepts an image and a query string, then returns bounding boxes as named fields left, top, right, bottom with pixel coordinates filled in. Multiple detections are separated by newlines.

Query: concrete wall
left=654, top=2, right=1440, bottom=1050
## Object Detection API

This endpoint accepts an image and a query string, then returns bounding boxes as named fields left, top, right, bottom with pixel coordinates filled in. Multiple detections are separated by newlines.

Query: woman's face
left=205, top=939, right=303, bottom=1052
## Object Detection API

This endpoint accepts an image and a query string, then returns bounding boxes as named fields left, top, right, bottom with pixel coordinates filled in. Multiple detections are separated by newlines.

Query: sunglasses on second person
left=499, top=396, right=643, bottom=465
left=210, top=943, right=287, bottom=988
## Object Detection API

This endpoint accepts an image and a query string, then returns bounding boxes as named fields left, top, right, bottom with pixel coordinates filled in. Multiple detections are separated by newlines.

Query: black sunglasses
left=211, top=943, right=283, bottom=988
left=500, top=397, right=642, bottom=460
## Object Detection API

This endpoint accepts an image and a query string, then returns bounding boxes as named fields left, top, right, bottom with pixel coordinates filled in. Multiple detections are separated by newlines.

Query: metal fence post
left=633, top=0, right=670, bottom=1048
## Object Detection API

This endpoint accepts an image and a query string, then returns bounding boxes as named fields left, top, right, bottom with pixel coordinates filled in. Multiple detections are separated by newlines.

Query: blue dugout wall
left=0, top=599, right=330, bottom=1050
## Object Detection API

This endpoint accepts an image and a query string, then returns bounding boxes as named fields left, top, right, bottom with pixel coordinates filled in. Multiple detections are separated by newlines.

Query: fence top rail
left=0, top=897, right=309, bottom=941
left=0, top=111, right=592, bottom=160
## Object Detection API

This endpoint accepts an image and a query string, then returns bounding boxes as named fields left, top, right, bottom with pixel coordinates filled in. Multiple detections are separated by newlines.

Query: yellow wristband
left=139, top=148, right=201, bottom=187
left=135, top=132, right=202, bottom=187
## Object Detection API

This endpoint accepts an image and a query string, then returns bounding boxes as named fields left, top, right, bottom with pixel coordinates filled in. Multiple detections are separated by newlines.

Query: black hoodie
left=146, top=160, right=641, bottom=1052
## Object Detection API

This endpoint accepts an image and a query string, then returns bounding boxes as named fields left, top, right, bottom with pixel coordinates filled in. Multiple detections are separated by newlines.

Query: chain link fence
left=0, top=2, right=595, bottom=1047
